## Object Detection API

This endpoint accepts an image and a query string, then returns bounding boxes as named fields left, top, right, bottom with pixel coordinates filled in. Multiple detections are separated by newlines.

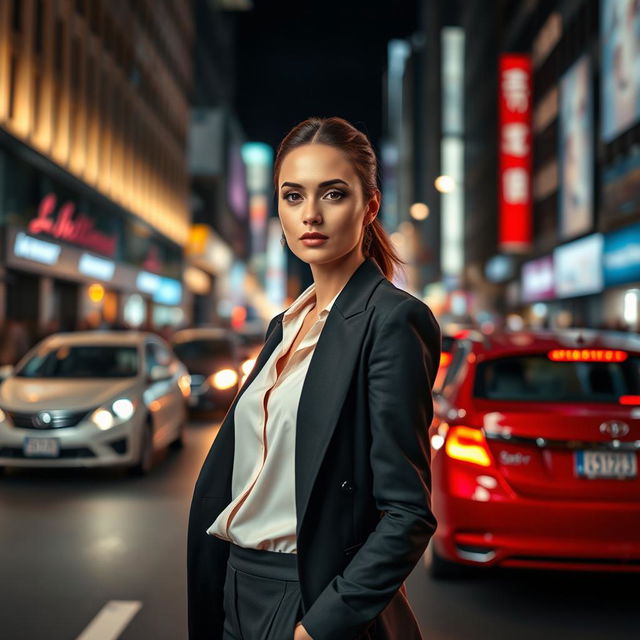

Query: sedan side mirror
left=148, top=364, right=172, bottom=382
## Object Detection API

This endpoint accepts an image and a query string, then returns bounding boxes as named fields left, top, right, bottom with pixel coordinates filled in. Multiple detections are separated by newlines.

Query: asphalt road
left=1, top=420, right=638, bottom=640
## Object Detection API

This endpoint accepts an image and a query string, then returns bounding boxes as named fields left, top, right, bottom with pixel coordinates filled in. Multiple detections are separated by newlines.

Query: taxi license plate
left=575, top=451, right=637, bottom=479
left=23, top=437, right=60, bottom=458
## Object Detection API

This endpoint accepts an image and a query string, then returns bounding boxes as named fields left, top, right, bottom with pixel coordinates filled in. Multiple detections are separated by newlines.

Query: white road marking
left=76, top=601, right=142, bottom=640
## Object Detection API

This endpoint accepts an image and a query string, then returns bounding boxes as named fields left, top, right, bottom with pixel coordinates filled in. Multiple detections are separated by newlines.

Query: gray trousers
left=222, top=544, right=304, bottom=640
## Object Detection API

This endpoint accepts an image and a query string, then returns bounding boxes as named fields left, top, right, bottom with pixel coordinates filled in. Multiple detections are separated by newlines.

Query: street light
left=435, top=175, right=456, bottom=193
left=410, top=203, right=430, bottom=220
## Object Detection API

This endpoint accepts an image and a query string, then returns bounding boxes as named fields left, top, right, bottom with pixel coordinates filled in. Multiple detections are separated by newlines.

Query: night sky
left=233, top=0, right=420, bottom=152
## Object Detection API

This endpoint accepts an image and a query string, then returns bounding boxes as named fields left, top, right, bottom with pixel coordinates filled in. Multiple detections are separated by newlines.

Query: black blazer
left=187, top=258, right=441, bottom=640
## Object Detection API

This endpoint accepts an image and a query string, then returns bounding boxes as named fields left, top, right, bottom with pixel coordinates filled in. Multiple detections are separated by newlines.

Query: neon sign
left=499, top=55, right=532, bottom=251
left=28, top=193, right=118, bottom=257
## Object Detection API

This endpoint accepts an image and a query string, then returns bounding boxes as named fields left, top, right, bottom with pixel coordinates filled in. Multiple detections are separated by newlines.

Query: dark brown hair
left=273, top=116, right=404, bottom=281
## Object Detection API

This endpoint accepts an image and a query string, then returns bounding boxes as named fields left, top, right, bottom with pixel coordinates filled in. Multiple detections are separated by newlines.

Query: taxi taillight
left=547, top=349, right=628, bottom=362
left=620, top=395, right=640, bottom=405
left=445, top=426, right=492, bottom=467
left=440, top=352, right=452, bottom=368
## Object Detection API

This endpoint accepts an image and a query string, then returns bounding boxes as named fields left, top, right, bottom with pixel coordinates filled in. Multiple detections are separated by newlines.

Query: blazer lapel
left=295, top=258, right=385, bottom=531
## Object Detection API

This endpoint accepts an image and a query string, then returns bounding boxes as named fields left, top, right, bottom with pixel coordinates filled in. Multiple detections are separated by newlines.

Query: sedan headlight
left=90, top=398, right=136, bottom=431
left=240, top=358, right=256, bottom=385
left=209, top=368, right=238, bottom=390
left=112, top=398, right=135, bottom=420
left=178, top=374, right=191, bottom=398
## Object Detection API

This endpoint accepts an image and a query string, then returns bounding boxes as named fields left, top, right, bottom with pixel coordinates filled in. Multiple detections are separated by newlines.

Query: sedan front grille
left=5, top=409, right=92, bottom=430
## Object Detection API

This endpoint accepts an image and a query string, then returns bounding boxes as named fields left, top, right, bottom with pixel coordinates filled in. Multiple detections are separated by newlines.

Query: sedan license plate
left=23, top=437, right=60, bottom=458
left=575, top=451, right=637, bottom=479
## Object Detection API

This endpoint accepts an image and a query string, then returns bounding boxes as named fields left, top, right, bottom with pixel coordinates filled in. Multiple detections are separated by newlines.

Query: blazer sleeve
left=301, top=296, right=441, bottom=640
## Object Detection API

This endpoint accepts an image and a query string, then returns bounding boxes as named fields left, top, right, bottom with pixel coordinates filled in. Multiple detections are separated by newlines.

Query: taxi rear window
left=474, top=354, right=640, bottom=402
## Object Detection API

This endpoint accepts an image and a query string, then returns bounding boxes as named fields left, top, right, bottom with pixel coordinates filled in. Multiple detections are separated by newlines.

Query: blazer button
left=340, top=480, right=354, bottom=493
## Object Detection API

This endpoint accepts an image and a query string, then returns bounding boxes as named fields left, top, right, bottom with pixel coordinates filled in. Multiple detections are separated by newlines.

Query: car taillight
left=620, top=395, right=640, bottom=405
left=445, top=426, right=492, bottom=467
left=439, top=352, right=452, bottom=368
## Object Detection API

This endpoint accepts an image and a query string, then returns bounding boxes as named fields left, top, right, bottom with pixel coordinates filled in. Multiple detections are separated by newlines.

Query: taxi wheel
left=425, top=541, right=466, bottom=579
left=129, top=421, right=154, bottom=476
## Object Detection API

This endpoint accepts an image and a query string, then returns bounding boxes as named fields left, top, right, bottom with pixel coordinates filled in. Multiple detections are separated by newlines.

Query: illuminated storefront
left=0, top=145, right=183, bottom=336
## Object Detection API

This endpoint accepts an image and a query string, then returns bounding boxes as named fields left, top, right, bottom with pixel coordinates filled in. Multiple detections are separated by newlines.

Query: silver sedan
left=0, top=331, right=190, bottom=475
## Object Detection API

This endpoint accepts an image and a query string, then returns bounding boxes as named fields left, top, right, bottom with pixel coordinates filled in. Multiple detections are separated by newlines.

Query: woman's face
left=277, top=143, right=378, bottom=267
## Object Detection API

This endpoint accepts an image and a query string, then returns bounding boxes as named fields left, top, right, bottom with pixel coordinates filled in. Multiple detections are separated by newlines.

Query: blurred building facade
left=461, top=0, right=640, bottom=332
left=407, top=0, right=640, bottom=332
left=187, top=0, right=282, bottom=331
left=0, top=0, right=193, bottom=349
left=187, top=0, right=243, bottom=327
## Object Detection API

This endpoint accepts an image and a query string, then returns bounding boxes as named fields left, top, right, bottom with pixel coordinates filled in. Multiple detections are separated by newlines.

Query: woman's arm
left=300, top=296, right=441, bottom=640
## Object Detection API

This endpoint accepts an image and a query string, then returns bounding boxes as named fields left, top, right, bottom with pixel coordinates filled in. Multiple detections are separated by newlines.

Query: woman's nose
left=302, top=199, right=322, bottom=225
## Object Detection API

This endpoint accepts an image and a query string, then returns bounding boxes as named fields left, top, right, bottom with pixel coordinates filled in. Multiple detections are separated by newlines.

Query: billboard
left=498, top=54, right=532, bottom=251
left=601, top=0, right=640, bottom=142
left=603, top=222, right=640, bottom=286
left=559, top=56, right=593, bottom=239
left=554, top=234, right=604, bottom=298
left=521, top=255, right=555, bottom=303
left=602, top=148, right=640, bottom=220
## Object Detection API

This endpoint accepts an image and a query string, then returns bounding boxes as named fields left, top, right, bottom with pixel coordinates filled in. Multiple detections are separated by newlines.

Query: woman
left=187, top=117, right=441, bottom=640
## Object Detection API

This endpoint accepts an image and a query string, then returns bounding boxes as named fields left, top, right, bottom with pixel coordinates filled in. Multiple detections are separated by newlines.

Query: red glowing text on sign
left=499, top=55, right=532, bottom=251
left=28, top=194, right=118, bottom=257
left=547, top=349, right=628, bottom=363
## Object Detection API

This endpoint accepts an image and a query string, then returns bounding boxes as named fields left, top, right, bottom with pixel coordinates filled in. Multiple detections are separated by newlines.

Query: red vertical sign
left=499, top=55, right=532, bottom=251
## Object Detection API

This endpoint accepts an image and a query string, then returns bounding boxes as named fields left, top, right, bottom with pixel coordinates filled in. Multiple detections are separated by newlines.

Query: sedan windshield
left=16, top=345, right=139, bottom=378
left=474, top=354, right=640, bottom=402
left=173, top=339, right=234, bottom=361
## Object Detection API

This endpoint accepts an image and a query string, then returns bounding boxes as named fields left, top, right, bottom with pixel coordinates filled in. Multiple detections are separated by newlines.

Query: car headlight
left=241, top=359, right=256, bottom=376
left=210, top=368, right=238, bottom=390
left=90, top=398, right=136, bottom=431
left=112, top=398, right=135, bottom=420
left=0, top=408, right=6, bottom=423
left=91, top=408, right=115, bottom=430
left=240, top=358, right=256, bottom=385
left=178, top=374, right=191, bottom=398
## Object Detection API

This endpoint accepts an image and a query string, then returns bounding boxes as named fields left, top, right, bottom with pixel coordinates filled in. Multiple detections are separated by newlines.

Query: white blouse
left=207, top=281, right=343, bottom=553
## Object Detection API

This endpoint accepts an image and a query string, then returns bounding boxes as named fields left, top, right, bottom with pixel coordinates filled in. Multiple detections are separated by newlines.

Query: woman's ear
left=365, top=189, right=381, bottom=225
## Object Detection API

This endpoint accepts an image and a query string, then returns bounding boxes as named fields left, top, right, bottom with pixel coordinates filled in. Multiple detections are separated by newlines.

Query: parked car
left=427, top=329, right=640, bottom=578
left=0, top=331, right=190, bottom=475
left=434, top=334, right=457, bottom=392
left=434, top=327, right=479, bottom=392
left=235, top=325, right=267, bottom=386
left=171, top=327, right=242, bottom=415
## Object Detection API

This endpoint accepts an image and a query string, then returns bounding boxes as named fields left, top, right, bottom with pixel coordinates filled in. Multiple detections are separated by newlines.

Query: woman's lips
left=301, top=237, right=328, bottom=247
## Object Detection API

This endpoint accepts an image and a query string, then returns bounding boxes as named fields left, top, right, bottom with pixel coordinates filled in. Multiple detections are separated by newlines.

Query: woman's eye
left=325, top=190, right=345, bottom=200
left=283, top=192, right=302, bottom=202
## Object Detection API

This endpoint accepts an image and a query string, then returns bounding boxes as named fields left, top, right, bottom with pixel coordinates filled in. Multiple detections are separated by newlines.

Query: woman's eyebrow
left=280, top=179, right=350, bottom=189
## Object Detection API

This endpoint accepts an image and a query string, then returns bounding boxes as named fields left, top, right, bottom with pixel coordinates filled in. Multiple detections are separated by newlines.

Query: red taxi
left=427, top=329, right=640, bottom=577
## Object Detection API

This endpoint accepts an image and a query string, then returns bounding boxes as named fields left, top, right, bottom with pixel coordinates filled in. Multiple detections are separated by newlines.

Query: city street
left=2, top=420, right=637, bottom=640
